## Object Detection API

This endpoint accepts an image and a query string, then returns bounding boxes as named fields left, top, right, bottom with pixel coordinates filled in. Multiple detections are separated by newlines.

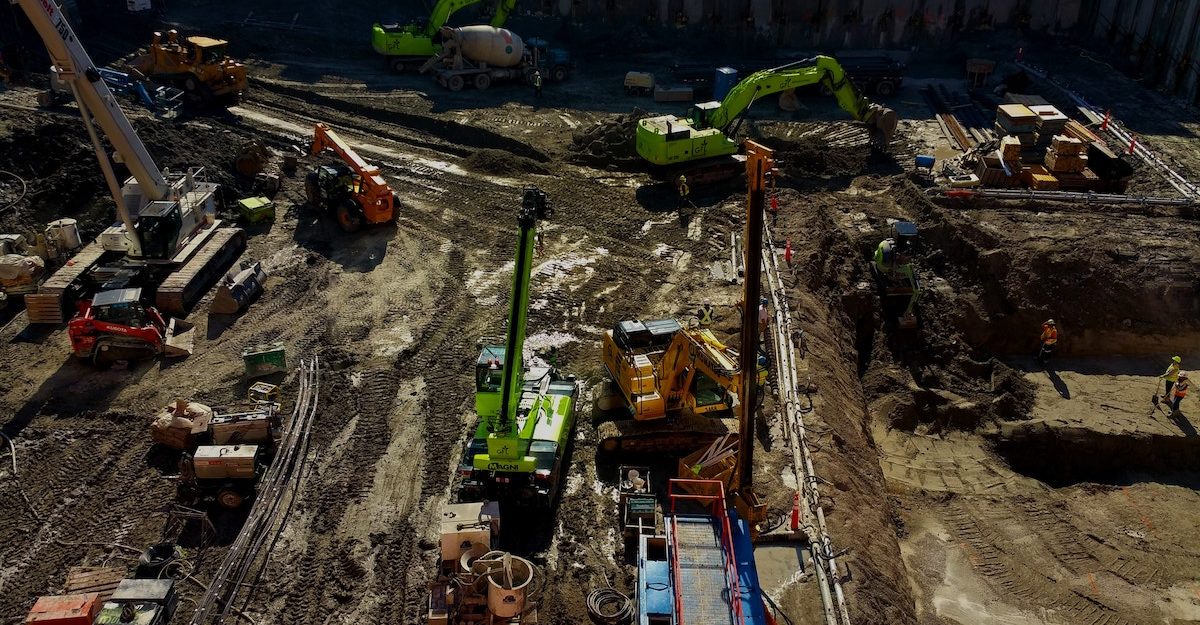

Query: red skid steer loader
left=68, top=288, right=194, bottom=366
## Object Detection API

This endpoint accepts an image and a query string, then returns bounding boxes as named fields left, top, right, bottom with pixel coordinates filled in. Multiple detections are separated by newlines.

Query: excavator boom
left=635, top=55, right=898, bottom=167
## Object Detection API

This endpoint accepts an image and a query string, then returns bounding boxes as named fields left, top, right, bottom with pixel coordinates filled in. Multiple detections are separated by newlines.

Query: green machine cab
left=635, top=55, right=899, bottom=167
left=458, top=188, right=578, bottom=507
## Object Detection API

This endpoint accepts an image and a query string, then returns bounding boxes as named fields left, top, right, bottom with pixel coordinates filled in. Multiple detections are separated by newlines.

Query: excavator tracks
left=595, top=413, right=739, bottom=456
left=155, top=227, right=247, bottom=316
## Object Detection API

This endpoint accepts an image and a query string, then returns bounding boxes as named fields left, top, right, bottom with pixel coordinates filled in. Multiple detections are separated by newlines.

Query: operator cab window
left=690, top=370, right=725, bottom=407
left=95, top=302, right=146, bottom=327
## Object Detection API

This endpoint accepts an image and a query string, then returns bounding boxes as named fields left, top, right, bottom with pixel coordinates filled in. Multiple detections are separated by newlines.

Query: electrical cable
left=0, top=170, right=27, bottom=213
left=586, top=587, right=633, bottom=625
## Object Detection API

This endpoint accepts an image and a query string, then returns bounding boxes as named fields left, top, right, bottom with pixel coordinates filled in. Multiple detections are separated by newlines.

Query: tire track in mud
left=946, top=501, right=1153, bottom=625
left=247, top=79, right=549, bottom=161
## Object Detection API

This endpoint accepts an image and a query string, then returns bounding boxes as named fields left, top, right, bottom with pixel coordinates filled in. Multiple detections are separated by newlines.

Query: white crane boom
left=16, top=0, right=174, bottom=255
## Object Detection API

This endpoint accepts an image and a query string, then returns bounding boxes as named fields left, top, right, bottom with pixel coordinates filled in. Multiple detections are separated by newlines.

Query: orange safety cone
left=790, top=490, right=801, bottom=531
left=784, top=238, right=793, bottom=266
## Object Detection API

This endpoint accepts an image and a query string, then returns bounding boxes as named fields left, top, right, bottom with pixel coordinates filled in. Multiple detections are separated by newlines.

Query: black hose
left=586, top=587, right=633, bottom=625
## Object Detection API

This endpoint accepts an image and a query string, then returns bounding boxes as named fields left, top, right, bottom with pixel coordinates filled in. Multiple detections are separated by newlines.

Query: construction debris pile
left=567, top=110, right=645, bottom=167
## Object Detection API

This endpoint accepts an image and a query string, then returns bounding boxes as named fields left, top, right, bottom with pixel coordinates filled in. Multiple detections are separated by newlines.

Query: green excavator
left=457, top=188, right=579, bottom=508
left=635, top=55, right=899, bottom=186
left=371, top=0, right=517, bottom=72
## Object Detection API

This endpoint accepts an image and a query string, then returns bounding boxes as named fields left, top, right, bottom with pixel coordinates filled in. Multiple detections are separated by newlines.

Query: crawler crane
left=16, top=0, right=245, bottom=364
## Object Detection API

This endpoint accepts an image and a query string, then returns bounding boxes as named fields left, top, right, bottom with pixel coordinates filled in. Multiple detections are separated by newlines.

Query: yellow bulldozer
left=132, top=30, right=247, bottom=105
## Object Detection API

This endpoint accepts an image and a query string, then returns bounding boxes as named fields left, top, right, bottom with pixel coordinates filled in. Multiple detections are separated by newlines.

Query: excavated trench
left=992, top=420, right=1200, bottom=486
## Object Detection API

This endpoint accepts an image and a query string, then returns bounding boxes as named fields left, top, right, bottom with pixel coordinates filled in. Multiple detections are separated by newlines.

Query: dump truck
left=419, top=25, right=571, bottom=91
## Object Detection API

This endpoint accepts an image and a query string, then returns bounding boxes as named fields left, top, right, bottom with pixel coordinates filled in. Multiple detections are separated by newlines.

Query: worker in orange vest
left=1170, top=372, right=1189, bottom=413
left=1035, top=319, right=1057, bottom=366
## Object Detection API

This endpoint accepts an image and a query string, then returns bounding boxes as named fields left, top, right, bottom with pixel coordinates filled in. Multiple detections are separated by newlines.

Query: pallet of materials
left=976, top=155, right=1019, bottom=187
left=1030, top=104, right=1068, bottom=148
left=63, top=568, right=125, bottom=604
left=1044, top=135, right=1088, bottom=173
left=1054, top=169, right=1100, bottom=191
left=996, top=103, right=1037, bottom=133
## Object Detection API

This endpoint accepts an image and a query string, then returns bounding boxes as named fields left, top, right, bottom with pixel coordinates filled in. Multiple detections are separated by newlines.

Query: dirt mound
left=568, top=109, right=647, bottom=168
left=751, top=121, right=872, bottom=180
left=464, top=149, right=549, bottom=177
left=0, top=120, right=105, bottom=232
left=0, top=111, right=253, bottom=240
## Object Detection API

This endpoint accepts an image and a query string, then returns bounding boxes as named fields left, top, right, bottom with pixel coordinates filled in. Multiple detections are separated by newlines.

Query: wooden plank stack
left=995, top=104, right=1038, bottom=146
left=1044, top=135, right=1088, bottom=173
left=1030, top=105, right=1069, bottom=149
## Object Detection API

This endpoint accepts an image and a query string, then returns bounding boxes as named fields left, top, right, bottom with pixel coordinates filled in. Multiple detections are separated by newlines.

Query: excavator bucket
left=867, top=103, right=899, bottom=149
left=164, top=318, right=195, bottom=357
left=210, top=261, right=267, bottom=315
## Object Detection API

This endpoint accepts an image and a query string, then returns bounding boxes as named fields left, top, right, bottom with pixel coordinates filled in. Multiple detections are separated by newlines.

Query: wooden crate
left=63, top=568, right=125, bottom=604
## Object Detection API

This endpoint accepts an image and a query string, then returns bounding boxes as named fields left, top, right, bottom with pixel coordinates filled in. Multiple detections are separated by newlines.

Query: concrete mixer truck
left=418, top=25, right=571, bottom=91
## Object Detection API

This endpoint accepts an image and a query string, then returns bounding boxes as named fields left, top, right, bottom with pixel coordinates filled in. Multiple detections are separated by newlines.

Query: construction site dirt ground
left=1, top=15, right=1200, bottom=625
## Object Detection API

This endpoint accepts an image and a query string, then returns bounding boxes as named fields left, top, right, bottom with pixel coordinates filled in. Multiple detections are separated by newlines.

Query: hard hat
left=761, top=297, right=769, bottom=306
left=703, top=299, right=712, bottom=306
left=1173, top=356, right=1182, bottom=363
left=1045, top=319, right=1055, bottom=326
left=1180, top=371, right=1189, bottom=379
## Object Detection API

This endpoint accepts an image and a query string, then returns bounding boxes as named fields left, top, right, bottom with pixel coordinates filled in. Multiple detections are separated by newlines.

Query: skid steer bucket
left=210, top=261, right=267, bottom=315
left=164, top=318, right=195, bottom=357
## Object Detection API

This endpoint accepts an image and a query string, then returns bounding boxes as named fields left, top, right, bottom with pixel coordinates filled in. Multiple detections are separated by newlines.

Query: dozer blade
left=210, top=260, right=267, bottom=315
left=164, top=318, right=196, bottom=357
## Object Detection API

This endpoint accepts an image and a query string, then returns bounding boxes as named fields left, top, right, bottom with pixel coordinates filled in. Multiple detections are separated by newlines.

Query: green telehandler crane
left=635, top=55, right=899, bottom=188
left=371, top=0, right=517, bottom=72
left=457, top=188, right=579, bottom=508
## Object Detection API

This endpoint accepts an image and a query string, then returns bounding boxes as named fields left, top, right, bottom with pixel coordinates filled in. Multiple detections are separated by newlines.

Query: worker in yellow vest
left=1160, top=355, right=1182, bottom=397
left=696, top=300, right=715, bottom=326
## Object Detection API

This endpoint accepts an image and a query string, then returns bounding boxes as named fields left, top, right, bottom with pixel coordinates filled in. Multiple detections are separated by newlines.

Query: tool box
left=24, top=593, right=101, bottom=625
left=242, top=342, right=286, bottom=378
left=236, top=196, right=275, bottom=224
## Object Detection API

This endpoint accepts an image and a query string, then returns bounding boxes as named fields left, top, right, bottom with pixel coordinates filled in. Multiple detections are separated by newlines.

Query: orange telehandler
left=306, top=123, right=399, bottom=232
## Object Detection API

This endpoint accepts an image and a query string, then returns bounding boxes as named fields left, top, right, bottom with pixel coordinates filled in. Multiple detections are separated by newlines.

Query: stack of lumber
left=1030, top=105, right=1069, bottom=149
left=976, top=154, right=1019, bottom=187
left=995, top=104, right=1038, bottom=146
left=1044, top=135, right=1088, bottom=173
left=1064, top=119, right=1102, bottom=144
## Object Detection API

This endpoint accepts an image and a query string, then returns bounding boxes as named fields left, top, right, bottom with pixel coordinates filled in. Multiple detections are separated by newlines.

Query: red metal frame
left=667, top=478, right=746, bottom=625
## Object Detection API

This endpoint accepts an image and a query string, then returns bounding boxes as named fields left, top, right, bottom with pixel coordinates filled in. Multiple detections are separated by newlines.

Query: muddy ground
left=2, top=13, right=1200, bottom=625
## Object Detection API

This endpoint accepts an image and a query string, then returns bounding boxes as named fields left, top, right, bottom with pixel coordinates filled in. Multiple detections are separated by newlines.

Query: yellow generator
left=133, top=30, right=247, bottom=104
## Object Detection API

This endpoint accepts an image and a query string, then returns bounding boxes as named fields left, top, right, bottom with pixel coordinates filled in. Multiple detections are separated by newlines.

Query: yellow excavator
left=635, top=55, right=898, bottom=187
left=597, top=318, right=768, bottom=454
left=597, top=144, right=777, bottom=455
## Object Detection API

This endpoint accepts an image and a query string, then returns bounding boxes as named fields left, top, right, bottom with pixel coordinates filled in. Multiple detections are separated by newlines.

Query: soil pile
left=568, top=109, right=647, bottom=168
left=896, top=184, right=1200, bottom=356
left=0, top=120, right=105, bottom=232
left=464, top=148, right=550, bottom=177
